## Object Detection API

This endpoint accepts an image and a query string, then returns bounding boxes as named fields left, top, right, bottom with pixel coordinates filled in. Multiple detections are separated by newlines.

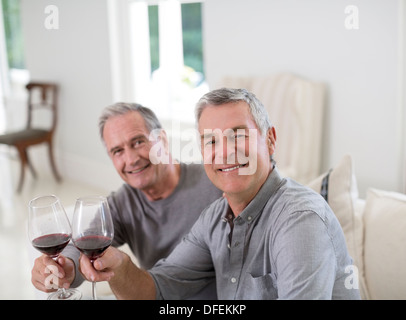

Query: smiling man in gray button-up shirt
left=79, top=88, right=361, bottom=300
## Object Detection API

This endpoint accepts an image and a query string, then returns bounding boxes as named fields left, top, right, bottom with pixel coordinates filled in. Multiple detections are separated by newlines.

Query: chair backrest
left=26, top=82, right=58, bottom=132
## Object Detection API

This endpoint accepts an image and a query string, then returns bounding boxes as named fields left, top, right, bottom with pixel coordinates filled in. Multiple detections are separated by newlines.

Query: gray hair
left=98, top=102, right=162, bottom=142
left=195, top=88, right=272, bottom=135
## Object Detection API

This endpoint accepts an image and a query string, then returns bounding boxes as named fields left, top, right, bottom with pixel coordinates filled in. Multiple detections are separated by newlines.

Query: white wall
left=17, top=0, right=405, bottom=198
left=204, top=0, right=404, bottom=197
left=20, top=0, right=122, bottom=191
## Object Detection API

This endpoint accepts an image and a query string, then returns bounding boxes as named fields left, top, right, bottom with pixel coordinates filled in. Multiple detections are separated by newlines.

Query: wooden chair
left=0, top=82, right=61, bottom=192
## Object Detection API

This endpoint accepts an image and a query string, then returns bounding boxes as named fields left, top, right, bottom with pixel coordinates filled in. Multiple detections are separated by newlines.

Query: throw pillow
left=307, top=154, right=367, bottom=299
left=363, top=188, right=406, bottom=300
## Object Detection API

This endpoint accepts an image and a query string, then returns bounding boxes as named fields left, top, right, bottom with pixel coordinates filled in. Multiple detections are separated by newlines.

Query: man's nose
left=215, top=136, right=236, bottom=165
left=124, top=148, right=140, bottom=166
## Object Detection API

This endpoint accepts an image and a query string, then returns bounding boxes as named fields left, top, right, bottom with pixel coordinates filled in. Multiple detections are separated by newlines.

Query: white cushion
left=307, top=154, right=368, bottom=299
left=363, top=188, right=406, bottom=300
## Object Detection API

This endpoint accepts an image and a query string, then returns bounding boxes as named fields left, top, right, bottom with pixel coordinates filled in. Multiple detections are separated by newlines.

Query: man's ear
left=267, top=127, right=276, bottom=155
left=149, top=128, right=169, bottom=153
left=149, top=129, right=171, bottom=164
left=159, top=129, right=170, bottom=153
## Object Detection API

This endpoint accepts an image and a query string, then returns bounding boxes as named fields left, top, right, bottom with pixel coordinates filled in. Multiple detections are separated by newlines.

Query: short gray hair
left=195, top=88, right=272, bottom=135
left=98, top=102, right=162, bottom=141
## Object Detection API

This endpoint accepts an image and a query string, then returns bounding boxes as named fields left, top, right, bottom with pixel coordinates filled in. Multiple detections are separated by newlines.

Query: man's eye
left=112, top=149, right=122, bottom=156
left=205, top=139, right=216, bottom=146
left=133, top=139, right=145, bottom=147
left=235, top=134, right=246, bottom=139
left=228, top=133, right=246, bottom=141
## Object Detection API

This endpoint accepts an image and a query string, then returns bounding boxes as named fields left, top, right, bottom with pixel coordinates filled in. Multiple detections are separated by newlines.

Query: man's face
left=198, top=101, right=275, bottom=196
left=102, top=111, right=167, bottom=190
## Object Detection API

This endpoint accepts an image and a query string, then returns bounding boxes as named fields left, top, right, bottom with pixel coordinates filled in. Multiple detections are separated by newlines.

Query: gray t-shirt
left=150, top=168, right=361, bottom=300
left=66, top=162, right=223, bottom=298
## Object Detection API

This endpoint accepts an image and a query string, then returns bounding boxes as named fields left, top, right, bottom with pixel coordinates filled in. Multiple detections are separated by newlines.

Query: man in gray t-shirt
left=30, top=103, right=222, bottom=299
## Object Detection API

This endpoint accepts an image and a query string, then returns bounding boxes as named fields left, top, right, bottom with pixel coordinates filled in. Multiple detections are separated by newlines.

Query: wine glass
left=28, top=194, right=82, bottom=300
left=71, top=195, right=114, bottom=300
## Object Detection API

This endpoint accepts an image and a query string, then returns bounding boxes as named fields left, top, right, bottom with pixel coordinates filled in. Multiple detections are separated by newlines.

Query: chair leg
left=16, top=146, right=27, bottom=193
left=25, top=149, right=38, bottom=179
left=47, top=139, right=62, bottom=182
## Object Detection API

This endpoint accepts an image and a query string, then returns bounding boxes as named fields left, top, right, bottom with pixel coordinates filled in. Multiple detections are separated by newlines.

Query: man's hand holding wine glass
left=78, top=246, right=123, bottom=283
left=71, top=196, right=114, bottom=300
left=78, top=245, right=156, bottom=300
left=28, top=194, right=82, bottom=300
left=31, top=254, right=76, bottom=292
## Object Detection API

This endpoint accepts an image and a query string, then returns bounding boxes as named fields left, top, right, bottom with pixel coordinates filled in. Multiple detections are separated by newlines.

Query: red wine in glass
left=28, top=195, right=82, bottom=300
left=32, top=233, right=71, bottom=258
left=72, top=195, right=114, bottom=300
left=74, top=235, right=113, bottom=262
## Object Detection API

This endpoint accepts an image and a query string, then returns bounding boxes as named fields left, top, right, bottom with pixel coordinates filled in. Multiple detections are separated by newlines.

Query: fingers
left=57, top=256, right=76, bottom=287
left=93, top=246, right=122, bottom=271
left=31, top=265, right=56, bottom=293
left=78, top=247, right=124, bottom=283
left=79, top=254, right=114, bottom=283
left=31, top=254, right=73, bottom=293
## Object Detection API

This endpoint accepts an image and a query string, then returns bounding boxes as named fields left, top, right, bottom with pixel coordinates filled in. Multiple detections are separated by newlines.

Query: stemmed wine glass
left=28, top=194, right=82, bottom=300
left=71, top=195, right=114, bottom=300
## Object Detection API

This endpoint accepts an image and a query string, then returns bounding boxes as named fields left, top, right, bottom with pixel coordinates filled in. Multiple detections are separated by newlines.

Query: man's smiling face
left=103, top=111, right=166, bottom=191
left=198, top=101, right=275, bottom=197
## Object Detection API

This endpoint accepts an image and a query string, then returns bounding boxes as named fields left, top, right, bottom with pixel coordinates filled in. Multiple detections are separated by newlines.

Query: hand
left=79, top=246, right=156, bottom=299
left=31, top=254, right=75, bottom=292
left=78, top=246, right=123, bottom=283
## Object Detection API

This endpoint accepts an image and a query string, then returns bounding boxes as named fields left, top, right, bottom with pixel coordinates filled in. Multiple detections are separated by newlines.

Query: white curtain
left=0, top=0, right=10, bottom=133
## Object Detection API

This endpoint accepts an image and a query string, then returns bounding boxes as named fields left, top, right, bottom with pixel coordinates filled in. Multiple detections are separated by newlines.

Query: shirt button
left=231, top=277, right=237, bottom=283
left=247, top=216, right=252, bottom=221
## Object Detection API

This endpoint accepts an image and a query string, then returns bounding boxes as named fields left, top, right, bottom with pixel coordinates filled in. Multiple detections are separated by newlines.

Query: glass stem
left=58, top=287, right=70, bottom=299
left=54, top=256, right=71, bottom=299
left=92, top=281, right=97, bottom=300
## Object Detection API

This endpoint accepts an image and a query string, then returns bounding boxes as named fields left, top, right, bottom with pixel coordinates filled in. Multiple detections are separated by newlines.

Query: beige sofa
left=307, top=154, right=406, bottom=300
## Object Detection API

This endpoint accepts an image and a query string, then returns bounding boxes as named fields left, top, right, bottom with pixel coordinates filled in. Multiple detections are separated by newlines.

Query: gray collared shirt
left=149, top=168, right=361, bottom=300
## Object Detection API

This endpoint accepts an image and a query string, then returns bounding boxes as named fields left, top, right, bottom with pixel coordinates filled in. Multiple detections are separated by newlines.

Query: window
left=140, top=0, right=207, bottom=123
left=0, top=0, right=29, bottom=133
left=2, top=0, right=25, bottom=70
left=109, top=0, right=208, bottom=124
left=0, top=1, right=8, bottom=133
left=148, top=2, right=204, bottom=76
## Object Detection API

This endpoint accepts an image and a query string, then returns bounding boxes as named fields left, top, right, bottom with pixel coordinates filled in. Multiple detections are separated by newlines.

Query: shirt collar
left=234, top=167, right=284, bottom=224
